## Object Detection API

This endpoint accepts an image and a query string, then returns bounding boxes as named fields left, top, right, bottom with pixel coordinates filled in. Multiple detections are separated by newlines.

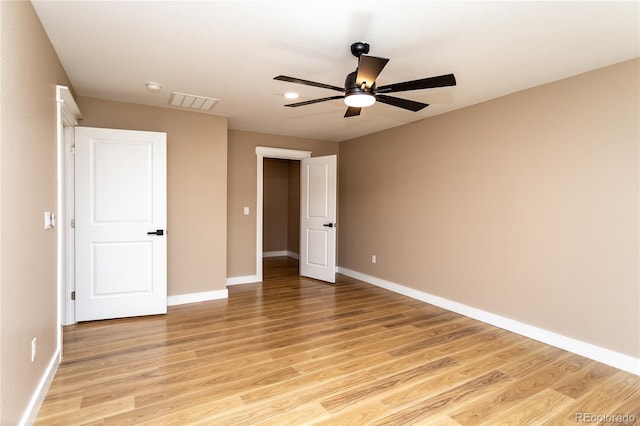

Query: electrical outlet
left=31, top=338, right=37, bottom=362
left=371, top=254, right=377, bottom=264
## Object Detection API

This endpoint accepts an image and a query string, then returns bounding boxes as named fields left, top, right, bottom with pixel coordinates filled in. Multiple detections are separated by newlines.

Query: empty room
left=1, top=1, right=639, bottom=424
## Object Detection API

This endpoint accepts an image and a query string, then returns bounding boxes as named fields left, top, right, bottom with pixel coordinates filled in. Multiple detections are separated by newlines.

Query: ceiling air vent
left=169, top=92, right=219, bottom=111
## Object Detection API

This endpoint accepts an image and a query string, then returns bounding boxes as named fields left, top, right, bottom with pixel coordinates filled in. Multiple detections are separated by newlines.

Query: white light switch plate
left=44, top=211, right=53, bottom=229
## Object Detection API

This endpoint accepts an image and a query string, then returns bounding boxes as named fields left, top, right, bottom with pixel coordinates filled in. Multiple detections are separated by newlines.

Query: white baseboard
left=337, top=266, right=640, bottom=376
left=226, top=275, right=261, bottom=286
left=263, top=251, right=299, bottom=259
left=167, top=289, right=228, bottom=306
left=19, top=349, right=60, bottom=426
left=263, top=251, right=287, bottom=258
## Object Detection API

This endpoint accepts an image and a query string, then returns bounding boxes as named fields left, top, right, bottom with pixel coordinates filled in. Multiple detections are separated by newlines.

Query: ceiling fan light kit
left=344, top=92, right=376, bottom=108
left=275, top=42, right=456, bottom=118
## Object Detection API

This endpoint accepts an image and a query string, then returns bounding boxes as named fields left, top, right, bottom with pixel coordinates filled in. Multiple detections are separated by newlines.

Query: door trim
left=57, top=85, right=82, bottom=327
left=255, top=147, right=311, bottom=282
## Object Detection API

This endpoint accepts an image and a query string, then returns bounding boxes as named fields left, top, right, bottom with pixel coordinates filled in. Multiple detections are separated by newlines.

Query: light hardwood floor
left=37, top=257, right=639, bottom=425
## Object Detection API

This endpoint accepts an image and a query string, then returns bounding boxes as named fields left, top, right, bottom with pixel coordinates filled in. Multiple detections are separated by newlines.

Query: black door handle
left=323, top=223, right=336, bottom=228
left=147, top=229, right=164, bottom=236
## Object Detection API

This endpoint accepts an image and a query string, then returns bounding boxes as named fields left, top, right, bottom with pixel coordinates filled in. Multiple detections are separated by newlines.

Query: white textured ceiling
left=32, top=1, right=639, bottom=142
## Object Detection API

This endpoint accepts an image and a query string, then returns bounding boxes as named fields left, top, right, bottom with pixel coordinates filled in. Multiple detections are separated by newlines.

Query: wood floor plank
left=105, top=394, right=244, bottom=425
left=36, top=396, right=134, bottom=425
left=321, top=357, right=460, bottom=413
left=378, top=337, right=547, bottom=409
left=34, top=396, right=82, bottom=420
left=197, top=371, right=379, bottom=425
left=548, top=387, right=628, bottom=425
left=373, top=370, right=513, bottom=425
left=552, top=361, right=620, bottom=399
left=484, top=388, right=576, bottom=425
left=255, top=402, right=331, bottom=425
left=448, top=352, right=581, bottom=423
left=36, top=257, right=640, bottom=425
left=607, top=389, right=640, bottom=425
left=310, top=401, right=391, bottom=426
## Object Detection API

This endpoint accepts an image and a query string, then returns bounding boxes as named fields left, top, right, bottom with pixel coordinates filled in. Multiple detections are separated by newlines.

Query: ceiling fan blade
left=344, top=107, right=361, bottom=117
left=285, top=95, right=344, bottom=107
left=356, top=55, right=389, bottom=89
left=377, top=73, right=456, bottom=93
left=274, top=75, right=344, bottom=93
left=376, top=94, right=429, bottom=112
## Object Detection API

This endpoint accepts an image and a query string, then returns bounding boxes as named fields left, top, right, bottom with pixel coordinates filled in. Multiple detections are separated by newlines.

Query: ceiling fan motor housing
left=350, top=42, right=370, bottom=57
left=344, top=70, right=376, bottom=95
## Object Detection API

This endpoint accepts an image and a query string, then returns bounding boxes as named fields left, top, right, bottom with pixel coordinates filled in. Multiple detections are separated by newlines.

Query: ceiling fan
left=274, top=42, right=456, bottom=118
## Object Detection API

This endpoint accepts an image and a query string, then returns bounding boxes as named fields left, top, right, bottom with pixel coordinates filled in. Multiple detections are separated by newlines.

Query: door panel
left=75, top=127, right=167, bottom=321
left=307, top=229, right=328, bottom=266
left=93, top=141, right=152, bottom=222
left=307, top=162, right=329, bottom=217
left=93, top=242, right=152, bottom=294
left=300, top=155, right=337, bottom=283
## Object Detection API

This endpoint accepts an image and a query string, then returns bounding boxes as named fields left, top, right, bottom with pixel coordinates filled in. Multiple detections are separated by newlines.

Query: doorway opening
left=255, top=147, right=311, bottom=282
left=255, top=147, right=337, bottom=284
left=262, top=256, right=300, bottom=281
left=263, top=158, right=301, bottom=278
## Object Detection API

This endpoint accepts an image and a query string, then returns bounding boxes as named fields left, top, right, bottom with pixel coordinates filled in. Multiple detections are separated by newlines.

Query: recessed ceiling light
left=145, top=82, right=162, bottom=92
left=284, top=92, right=299, bottom=99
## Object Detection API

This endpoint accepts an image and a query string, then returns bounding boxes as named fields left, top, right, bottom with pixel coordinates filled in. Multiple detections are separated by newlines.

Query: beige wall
left=287, top=161, right=300, bottom=254
left=263, top=159, right=301, bottom=254
left=0, top=2, right=72, bottom=423
left=263, top=159, right=289, bottom=252
left=227, top=130, right=338, bottom=277
left=77, top=97, right=228, bottom=297
left=339, top=59, right=639, bottom=357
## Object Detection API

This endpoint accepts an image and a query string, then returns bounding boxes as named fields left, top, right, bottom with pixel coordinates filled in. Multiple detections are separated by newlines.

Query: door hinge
left=71, top=291, right=76, bottom=301
left=70, top=145, right=75, bottom=155
left=70, top=219, right=75, bottom=228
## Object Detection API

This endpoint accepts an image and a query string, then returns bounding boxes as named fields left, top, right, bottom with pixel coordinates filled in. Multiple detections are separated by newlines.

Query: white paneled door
left=75, top=127, right=167, bottom=321
left=300, top=155, right=337, bottom=283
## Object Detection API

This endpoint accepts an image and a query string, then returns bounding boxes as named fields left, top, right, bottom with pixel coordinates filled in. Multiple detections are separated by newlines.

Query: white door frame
left=255, top=147, right=311, bottom=282
left=56, top=85, right=82, bottom=331
left=63, top=127, right=75, bottom=326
